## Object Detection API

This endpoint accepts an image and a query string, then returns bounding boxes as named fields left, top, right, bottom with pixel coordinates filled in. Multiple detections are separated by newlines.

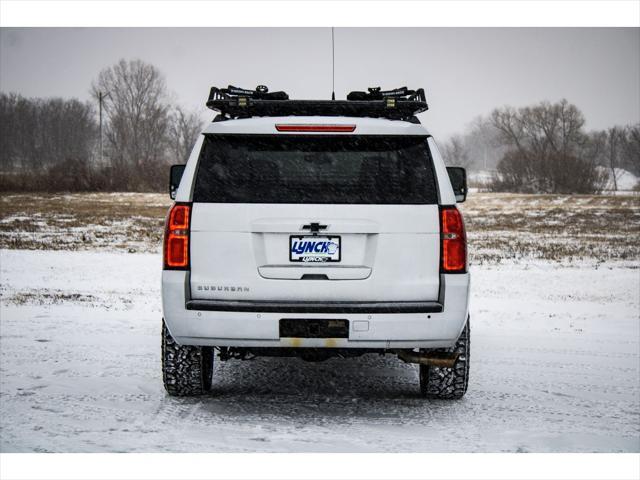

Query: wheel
left=420, top=316, right=470, bottom=399
left=161, top=319, right=213, bottom=396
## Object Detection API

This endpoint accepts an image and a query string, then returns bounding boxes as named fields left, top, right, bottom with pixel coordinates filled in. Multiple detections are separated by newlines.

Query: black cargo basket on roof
left=206, top=85, right=428, bottom=121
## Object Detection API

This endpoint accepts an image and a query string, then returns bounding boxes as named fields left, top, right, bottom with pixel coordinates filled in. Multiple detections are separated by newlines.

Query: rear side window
left=193, top=135, right=438, bottom=204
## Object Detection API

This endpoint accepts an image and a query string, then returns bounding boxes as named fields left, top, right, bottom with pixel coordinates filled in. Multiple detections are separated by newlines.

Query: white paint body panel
left=165, top=116, right=470, bottom=348
left=189, top=203, right=441, bottom=301
left=163, top=270, right=469, bottom=348
left=202, top=115, right=430, bottom=136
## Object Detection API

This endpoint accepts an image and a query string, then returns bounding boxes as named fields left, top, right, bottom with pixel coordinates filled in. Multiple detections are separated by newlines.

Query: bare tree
left=441, top=134, right=470, bottom=169
left=605, top=127, right=625, bottom=190
left=2, top=60, right=204, bottom=192
left=91, top=59, right=171, bottom=190
left=489, top=99, right=606, bottom=194
left=491, top=99, right=587, bottom=160
left=620, top=124, right=640, bottom=177
left=168, top=106, right=203, bottom=164
left=465, top=116, right=504, bottom=171
left=0, top=93, right=20, bottom=171
left=438, top=116, right=505, bottom=174
left=0, top=93, right=97, bottom=191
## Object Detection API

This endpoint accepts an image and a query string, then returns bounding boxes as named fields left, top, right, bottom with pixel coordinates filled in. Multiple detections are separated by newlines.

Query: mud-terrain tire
left=419, top=317, right=470, bottom=399
left=162, top=320, right=213, bottom=396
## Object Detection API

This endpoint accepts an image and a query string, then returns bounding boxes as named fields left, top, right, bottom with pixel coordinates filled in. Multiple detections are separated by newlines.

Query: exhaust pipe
left=396, top=350, right=459, bottom=368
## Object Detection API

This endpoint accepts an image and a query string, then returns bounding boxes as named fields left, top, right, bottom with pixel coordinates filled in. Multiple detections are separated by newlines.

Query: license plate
left=289, top=235, right=341, bottom=263
left=280, top=318, right=349, bottom=338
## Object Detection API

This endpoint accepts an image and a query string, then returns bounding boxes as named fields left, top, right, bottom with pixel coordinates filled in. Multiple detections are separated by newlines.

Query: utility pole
left=98, top=91, right=109, bottom=165
left=99, top=91, right=104, bottom=165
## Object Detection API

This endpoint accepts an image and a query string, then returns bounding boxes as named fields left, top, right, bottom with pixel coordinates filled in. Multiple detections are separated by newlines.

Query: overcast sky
left=1, top=27, right=638, bottom=139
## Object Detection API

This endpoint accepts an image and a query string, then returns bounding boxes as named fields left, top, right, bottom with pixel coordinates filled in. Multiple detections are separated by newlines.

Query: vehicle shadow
left=191, top=354, right=459, bottom=422
left=211, top=353, right=418, bottom=394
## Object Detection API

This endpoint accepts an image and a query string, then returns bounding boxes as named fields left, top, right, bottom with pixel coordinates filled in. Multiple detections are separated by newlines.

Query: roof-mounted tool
left=206, top=85, right=428, bottom=122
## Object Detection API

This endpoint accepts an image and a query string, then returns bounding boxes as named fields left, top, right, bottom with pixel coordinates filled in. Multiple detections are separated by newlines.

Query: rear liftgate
left=202, top=85, right=459, bottom=367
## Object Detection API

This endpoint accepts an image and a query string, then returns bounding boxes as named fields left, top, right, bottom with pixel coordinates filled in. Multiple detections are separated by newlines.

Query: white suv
left=161, top=86, right=470, bottom=399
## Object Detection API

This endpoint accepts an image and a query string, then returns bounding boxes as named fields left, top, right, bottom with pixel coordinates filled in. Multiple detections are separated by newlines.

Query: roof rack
left=206, top=85, right=428, bottom=122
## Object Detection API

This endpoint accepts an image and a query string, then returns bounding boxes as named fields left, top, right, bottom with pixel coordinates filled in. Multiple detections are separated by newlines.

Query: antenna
left=331, top=27, right=335, bottom=100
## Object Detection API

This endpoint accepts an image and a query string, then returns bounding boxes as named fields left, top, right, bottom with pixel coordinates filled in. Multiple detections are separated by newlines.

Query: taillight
left=275, top=124, right=356, bottom=132
left=440, top=206, right=467, bottom=273
left=164, top=203, right=191, bottom=270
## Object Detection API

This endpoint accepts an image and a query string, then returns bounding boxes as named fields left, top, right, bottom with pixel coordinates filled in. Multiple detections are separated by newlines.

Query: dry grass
left=460, top=193, right=640, bottom=265
left=0, top=193, right=170, bottom=253
left=1, top=290, right=100, bottom=306
left=1, top=192, right=638, bottom=265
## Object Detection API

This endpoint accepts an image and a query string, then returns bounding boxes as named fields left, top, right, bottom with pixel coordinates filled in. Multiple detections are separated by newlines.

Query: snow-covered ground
left=599, top=167, right=639, bottom=191
left=1, top=250, right=638, bottom=452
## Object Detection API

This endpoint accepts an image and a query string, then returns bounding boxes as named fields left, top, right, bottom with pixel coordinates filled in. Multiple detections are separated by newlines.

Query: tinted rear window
left=193, top=135, right=437, bottom=204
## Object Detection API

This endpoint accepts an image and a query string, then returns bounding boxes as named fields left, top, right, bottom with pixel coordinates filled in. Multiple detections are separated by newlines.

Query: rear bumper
left=186, top=299, right=443, bottom=314
left=162, top=271, right=470, bottom=349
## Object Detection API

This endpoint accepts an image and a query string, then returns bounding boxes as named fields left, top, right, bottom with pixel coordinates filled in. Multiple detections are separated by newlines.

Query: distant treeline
left=0, top=59, right=203, bottom=192
left=1, top=59, right=639, bottom=194
left=441, top=100, right=640, bottom=193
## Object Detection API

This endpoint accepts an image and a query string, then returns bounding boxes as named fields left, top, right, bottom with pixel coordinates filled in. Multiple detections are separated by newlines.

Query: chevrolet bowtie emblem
left=302, top=222, right=328, bottom=233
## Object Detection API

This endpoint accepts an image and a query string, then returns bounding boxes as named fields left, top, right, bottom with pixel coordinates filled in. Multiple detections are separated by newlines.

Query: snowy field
left=0, top=193, right=639, bottom=452
left=2, top=192, right=639, bottom=266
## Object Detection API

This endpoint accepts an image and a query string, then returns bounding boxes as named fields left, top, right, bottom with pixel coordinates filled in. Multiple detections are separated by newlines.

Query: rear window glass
left=193, top=135, right=437, bottom=204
